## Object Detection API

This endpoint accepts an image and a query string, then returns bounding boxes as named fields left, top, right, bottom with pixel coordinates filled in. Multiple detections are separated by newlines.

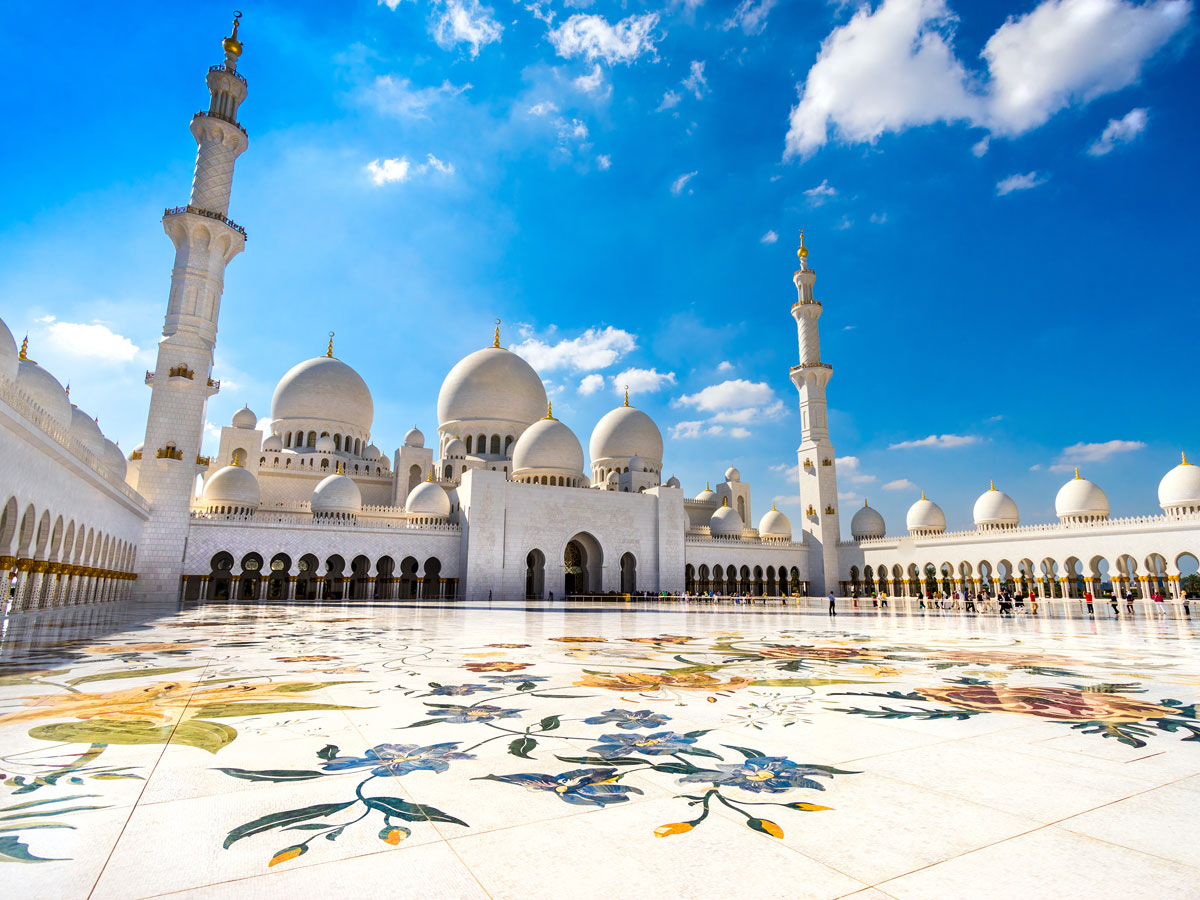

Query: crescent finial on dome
left=921, top=489, right=926, bottom=500
left=989, top=479, right=995, bottom=491
left=623, top=385, right=629, bottom=407
left=864, top=498, right=869, bottom=508
left=493, top=319, right=501, bottom=349
left=326, top=331, right=335, bottom=358
left=18, top=335, right=28, bottom=361
left=1074, top=466, right=1080, bottom=479
left=544, top=401, right=555, bottom=420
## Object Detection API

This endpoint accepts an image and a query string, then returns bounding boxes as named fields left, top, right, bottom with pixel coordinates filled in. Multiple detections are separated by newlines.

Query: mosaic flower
left=549, top=636, right=607, bottom=643
left=82, top=643, right=203, bottom=654
left=274, top=656, right=341, bottom=663
left=575, top=672, right=753, bottom=692
left=463, top=662, right=529, bottom=672
left=425, top=705, right=524, bottom=724
left=484, top=674, right=549, bottom=684
left=484, top=644, right=531, bottom=648
left=757, top=646, right=878, bottom=661
left=427, top=684, right=502, bottom=696
left=589, top=731, right=698, bottom=758
left=679, top=757, right=831, bottom=793
left=483, top=767, right=643, bottom=806
left=321, top=742, right=474, bottom=776
left=917, top=685, right=1171, bottom=724
left=584, top=708, right=672, bottom=730
left=930, top=650, right=1079, bottom=668
left=623, top=636, right=695, bottom=644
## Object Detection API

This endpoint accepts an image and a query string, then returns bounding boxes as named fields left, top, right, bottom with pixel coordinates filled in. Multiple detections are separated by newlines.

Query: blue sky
left=1, top=0, right=1195, bottom=535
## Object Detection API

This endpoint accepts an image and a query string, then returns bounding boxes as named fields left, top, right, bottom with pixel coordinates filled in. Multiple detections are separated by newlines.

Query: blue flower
left=425, top=704, right=525, bottom=724
left=482, top=767, right=644, bottom=806
left=584, top=708, right=672, bottom=730
left=321, top=742, right=474, bottom=776
left=427, top=683, right=502, bottom=696
left=484, top=674, right=550, bottom=684
left=678, top=757, right=830, bottom=793
left=589, top=731, right=698, bottom=758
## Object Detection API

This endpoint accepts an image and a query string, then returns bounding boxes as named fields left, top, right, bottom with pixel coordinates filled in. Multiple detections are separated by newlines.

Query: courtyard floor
left=2, top=599, right=1199, bottom=899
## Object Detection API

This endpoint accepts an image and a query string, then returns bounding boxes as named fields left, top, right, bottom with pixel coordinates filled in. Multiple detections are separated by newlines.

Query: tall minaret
left=135, top=15, right=249, bottom=601
left=789, top=231, right=841, bottom=595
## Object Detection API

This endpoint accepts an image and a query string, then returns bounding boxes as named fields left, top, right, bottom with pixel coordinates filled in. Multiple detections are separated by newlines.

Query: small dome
left=1055, top=469, right=1110, bottom=522
left=906, top=494, right=946, bottom=534
left=665, top=475, right=681, bottom=489
left=262, top=433, right=283, bottom=452
left=315, top=435, right=336, bottom=452
left=271, top=355, right=373, bottom=433
left=694, top=483, right=718, bottom=503
left=1159, top=453, right=1200, bottom=513
left=404, top=426, right=425, bottom=448
left=512, top=414, right=585, bottom=475
left=710, top=501, right=744, bottom=536
left=129, top=441, right=144, bottom=461
left=0, top=318, right=17, bottom=381
left=16, top=358, right=70, bottom=427
left=758, top=505, right=792, bottom=539
left=851, top=500, right=886, bottom=539
left=973, top=482, right=1019, bottom=529
left=589, top=403, right=663, bottom=463
left=629, top=455, right=654, bottom=473
left=724, top=466, right=741, bottom=483
left=101, top=440, right=127, bottom=479
left=437, top=346, right=548, bottom=430
left=363, top=443, right=381, bottom=460
left=70, top=406, right=106, bottom=458
left=311, top=472, right=362, bottom=516
left=406, top=480, right=451, bottom=517
left=232, top=405, right=257, bottom=428
left=445, top=437, right=466, bottom=459
left=203, top=465, right=261, bottom=509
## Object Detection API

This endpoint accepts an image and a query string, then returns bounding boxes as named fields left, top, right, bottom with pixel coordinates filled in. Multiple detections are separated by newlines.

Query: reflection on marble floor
left=2, top=600, right=1199, bottom=899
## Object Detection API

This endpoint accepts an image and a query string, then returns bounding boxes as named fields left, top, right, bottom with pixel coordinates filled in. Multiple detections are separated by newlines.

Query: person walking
left=828, top=591, right=836, bottom=616
left=1124, top=589, right=1135, bottom=615
left=1153, top=590, right=1167, bottom=617
left=1084, top=590, right=1094, bottom=617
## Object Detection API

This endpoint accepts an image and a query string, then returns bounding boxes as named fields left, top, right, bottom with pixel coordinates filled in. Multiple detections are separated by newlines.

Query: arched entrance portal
left=526, top=550, right=545, bottom=599
left=620, top=552, right=636, bottom=594
left=563, top=533, right=603, bottom=596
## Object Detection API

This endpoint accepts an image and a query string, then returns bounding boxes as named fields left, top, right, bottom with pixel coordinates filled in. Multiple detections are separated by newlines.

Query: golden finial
left=921, top=489, right=926, bottom=500
left=722, top=496, right=729, bottom=507
left=989, top=479, right=995, bottom=491
left=772, top=501, right=777, bottom=511
left=623, top=385, right=630, bottom=407
left=493, top=318, right=501, bottom=349
left=796, top=228, right=808, bottom=261
left=336, top=460, right=344, bottom=475
left=544, top=402, right=555, bottom=420
left=427, top=467, right=434, bottom=481
left=864, top=498, right=869, bottom=508
left=706, top=480, right=711, bottom=491
left=64, top=382, right=70, bottom=398
left=1074, top=466, right=1080, bottom=479
left=18, top=335, right=28, bottom=361
left=223, top=11, right=244, bottom=60
left=326, top=331, right=335, bottom=358
left=1183, top=451, right=1191, bottom=466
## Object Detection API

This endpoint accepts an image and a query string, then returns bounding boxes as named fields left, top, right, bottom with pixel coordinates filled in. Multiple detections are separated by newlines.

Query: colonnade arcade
left=685, top=563, right=807, bottom=597
left=0, top=495, right=138, bottom=613
left=843, top=552, right=1200, bottom=599
left=186, top=551, right=458, bottom=602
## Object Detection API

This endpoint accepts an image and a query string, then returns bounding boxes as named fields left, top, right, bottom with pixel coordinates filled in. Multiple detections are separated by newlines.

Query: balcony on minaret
left=168, top=364, right=195, bottom=380
left=156, top=445, right=184, bottom=461
left=162, top=204, right=247, bottom=239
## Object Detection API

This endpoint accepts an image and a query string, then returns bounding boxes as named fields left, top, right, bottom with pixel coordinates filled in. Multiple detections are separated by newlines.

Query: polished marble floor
left=2, top=599, right=1199, bottom=899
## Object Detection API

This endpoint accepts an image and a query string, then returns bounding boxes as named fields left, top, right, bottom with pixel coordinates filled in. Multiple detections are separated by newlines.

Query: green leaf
left=554, top=755, right=644, bottom=766
left=678, top=747, right=723, bottom=760
left=67, top=665, right=205, bottom=686
left=191, top=702, right=358, bottom=719
left=282, top=823, right=338, bottom=831
left=1, top=794, right=98, bottom=813
left=509, top=737, right=537, bottom=759
left=214, top=768, right=324, bottom=783
left=0, top=834, right=61, bottom=863
left=647, top=762, right=700, bottom=775
left=316, top=744, right=339, bottom=761
left=0, top=806, right=106, bottom=822
left=721, top=745, right=767, bottom=760
left=27, top=721, right=181, bottom=750
left=538, top=716, right=560, bottom=732
left=363, top=797, right=468, bottom=827
left=170, top=720, right=238, bottom=753
left=0, top=823, right=77, bottom=833
left=224, top=801, right=356, bottom=848
left=530, top=693, right=591, bottom=699
left=403, top=718, right=444, bottom=728
left=517, top=682, right=536, bottom=692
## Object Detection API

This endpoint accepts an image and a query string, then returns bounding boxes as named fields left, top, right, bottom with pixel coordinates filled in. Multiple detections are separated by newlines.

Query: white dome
left=16, top=358, right=70, bottom=427
left=406, top=480, right=451, bottom=517
left=315, top=435, right=336, bottom=452
left=758, top=506, right=792, bottom=539
left=851, top=501, right=886, bottom=539
left=1055, top=470, right=1110, bottom=521
left=437, top=347, right=547, bottom=430
left=724, top=466, right=741, bottom=483
left=0, top=318, right=17, bottom=381
left=363, top=442, right=381, bottom=460
left=70, top=406, right=106, bottom=458
left=589, top=404, right=663, bottom=463
left=1159, top=453, right=1200, bottom=513
left=311, top=472, right=362, bottom=516
left=512, top=415, right=585, bottom=474
left=203, top=465, right=260, bottom=509
left=665, top=475, right=681, bottom=488
left=232, top=405, right=257, bottom=428
left=445, top=437, right=466, bottom=459
left=101, top=440, right=127, bottom=479
left=710, top=501, right=744, bottom=536
left=262, top=433, right=283, bottom=452
left=973, top=482, right=1019, bottom=529
left=404, top=426, right=425, bottom=448
left=906, top=494, right=946, bottom=534
left=694, top=483, right=718, bottom=503
left=271, top=356, right=373, bottom=433
left=629, top=455, right=654, bottom=473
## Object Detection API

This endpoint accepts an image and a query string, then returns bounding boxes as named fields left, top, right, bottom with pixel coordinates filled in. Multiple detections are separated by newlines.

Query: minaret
left=789, top=231, right=841, bottom=594
left=135, top=15, right=249, bottom=601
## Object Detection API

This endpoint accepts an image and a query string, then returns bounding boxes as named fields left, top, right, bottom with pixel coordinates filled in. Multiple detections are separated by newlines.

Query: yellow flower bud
left=381, top=827, right=409, bottom=846
left=654, top=822, right=694, bottom=838
left=748, top=818, right=784, bottom=839
left=268, top=845, right=306, bottom=867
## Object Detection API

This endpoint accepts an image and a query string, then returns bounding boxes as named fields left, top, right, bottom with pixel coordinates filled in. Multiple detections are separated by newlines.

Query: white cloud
left=996, top=171, right=1048, bottom=195
left=836, top=455, right=877, bottom=484
left=869, top=212, right=887, bottom=224
left=729, top=426, right=751, bottom=439
left=717, top=360, right=734, bottom=371
left=760, top=229, right=779, bottom=244
left=888, top=433, right=980, bottom=449
left=511, top=326, right=637, bottom=372
left=671, top=170, right=698, bottom=196
left=573, top=63, right=608, bottom=95
left=529, top=101, right=560, bottom=117
left=657, top=89, right=682, bottom=112
left=723, top=0, right=779, bottom=34
left=363, top=76, right=471, bottom=119
left=671, top=420, right=705, bottom=439
left=835, top=214, right=854, bottom=230
left=773, top=493, right=804, bottom=507
left=578, top=373, right=605, bottom=395
left=41, top=321, right=139, bottom=363
left=596, top=154, right=612, bottom=170
left=432, top=0, right=503, bottom=57
left=366, top=157, right=412, bottom=185
left=972, top=135, right=991, bottom=156
left=424, top=153, right=454, bottom=174
left=677, top=379, right=776, bottom=413
left=1051, top=439, right=1146, bottom=471
left=682, top=60, right=709, bottom=99
left=983, top=0, right=1187, bottom=136
left=612, top=367, right=676, bottom=395
left=883, top=478, right=917, bottom=491
left=548, top=13, right=661, bottom=65
left=1087, top=107, right=1149, bottom=155
left=804, top=179, right=837, bottom=206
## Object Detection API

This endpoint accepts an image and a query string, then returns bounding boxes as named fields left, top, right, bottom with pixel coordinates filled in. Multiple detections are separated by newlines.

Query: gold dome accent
left=1074, top=466, right=1081, bottom=479
left=18, top=335, right=28, bottom=361
left=989, top=479, right=996, bottom=491
left=796, top=228, right=808, bottom=260
left=326, top=331, right=335, bottom=358
left=493, top=318, right=501, bottom=349
left=1183, top=451, right=1191, bottom=466
left=543, top=402, right=555, bottom=420
left=223, top=11, right=243, bottom=58
left=623, top=384, right=630, bottom=407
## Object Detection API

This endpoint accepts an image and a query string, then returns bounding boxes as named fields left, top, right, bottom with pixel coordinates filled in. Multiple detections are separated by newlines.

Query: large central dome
left=437, top=347, right=547, bottom=429
left=271, top=356, right=373, bottom=433
left=589, top=404, right=663, bottom=462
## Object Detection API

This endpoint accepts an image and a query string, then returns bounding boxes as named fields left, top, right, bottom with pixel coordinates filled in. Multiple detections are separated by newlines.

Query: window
left=465, top=436, right=472, bottom=453
left=490, top=435, right=501, bottom=455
